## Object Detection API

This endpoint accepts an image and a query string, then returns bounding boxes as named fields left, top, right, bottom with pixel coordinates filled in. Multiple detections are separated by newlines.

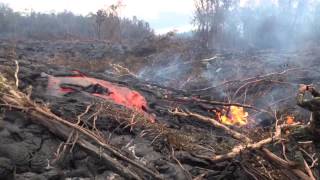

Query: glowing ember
left=217, top=106, right=248, bottom=126
left=286, top=115, right=295, bottom=125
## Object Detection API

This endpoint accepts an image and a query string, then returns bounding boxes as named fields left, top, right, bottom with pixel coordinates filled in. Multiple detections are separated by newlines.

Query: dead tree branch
left=174, top=97, right=270, bottom=113
left=211, top=123, right=281, bottom=162
left=20, top=104, right=143, bottom=180
left=0, top=75, right=162, bottom=180
left=14, top=60, right=19, bottom=88
left=170, top=108, right=252, bottom=143
left=190, top=68, right=306, bottom=92
left=171, top=109, right=312, bottom=179
left=304, top=159, right=316, bottom=180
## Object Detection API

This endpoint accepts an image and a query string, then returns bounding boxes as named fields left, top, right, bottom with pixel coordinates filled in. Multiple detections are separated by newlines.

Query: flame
left=217, top=106, right=248, bottom=126
left=286, top=115, right=295, bottom=125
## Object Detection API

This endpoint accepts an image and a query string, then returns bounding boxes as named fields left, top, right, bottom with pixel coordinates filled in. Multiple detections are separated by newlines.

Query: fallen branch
left=14, top=60, right=19, bottom=88
left=190, top=68, right=305, bottom=92
left=304, top=159, right=316, bottom=180
left=170, top=108, right=252, bottom=143
left=261, top=148, right=312, bottom=180
left=19, top=104, right=142, bottom=180
left=0, top=74, right=162, bottom=180
left=211, top=123, right=281, bottom=162
left=174, top=97, right=270, bottom=113
left=171, top=109, right=312, bottom=179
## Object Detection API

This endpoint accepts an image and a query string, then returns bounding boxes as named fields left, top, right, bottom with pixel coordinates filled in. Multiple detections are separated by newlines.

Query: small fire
left=216, top=106, right=248, bottom=126
left=286, top=115, right=295, bottom=125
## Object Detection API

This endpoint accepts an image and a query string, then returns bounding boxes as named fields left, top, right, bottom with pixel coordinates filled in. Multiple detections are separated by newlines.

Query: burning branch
left=170, top=108, right=313, bottom=179
left=170, top=108, right=252, bottom=143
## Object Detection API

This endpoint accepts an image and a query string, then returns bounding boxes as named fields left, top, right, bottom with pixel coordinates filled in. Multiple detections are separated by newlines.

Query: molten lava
left=286, top=115, right=295, bottom=125
left=217, top=106, right=248, bottom=126
left=45, top=71, right=155, bottom=123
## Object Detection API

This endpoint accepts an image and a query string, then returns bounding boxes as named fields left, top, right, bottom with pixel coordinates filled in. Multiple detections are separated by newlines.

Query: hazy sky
left=0, top=0, right=195, bottom=34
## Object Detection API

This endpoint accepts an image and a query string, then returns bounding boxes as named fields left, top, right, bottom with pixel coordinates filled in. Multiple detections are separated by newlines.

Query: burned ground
left=0, top=41, right=320, bottom=179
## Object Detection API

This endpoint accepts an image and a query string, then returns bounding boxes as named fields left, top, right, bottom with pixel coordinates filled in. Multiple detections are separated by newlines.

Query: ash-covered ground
left=0, top=41, right=320, bottom=179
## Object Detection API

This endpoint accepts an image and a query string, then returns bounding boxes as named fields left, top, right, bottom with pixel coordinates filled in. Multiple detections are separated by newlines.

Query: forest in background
left=1, top=0, right=320, bottom=50
left=193, top=0, right=320, bottom=49
left=0, top=2, right=154, bottom=47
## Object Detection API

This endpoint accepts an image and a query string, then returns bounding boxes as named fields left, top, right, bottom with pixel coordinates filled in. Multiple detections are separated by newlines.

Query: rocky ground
left=0, top=41, right=319, bottom=179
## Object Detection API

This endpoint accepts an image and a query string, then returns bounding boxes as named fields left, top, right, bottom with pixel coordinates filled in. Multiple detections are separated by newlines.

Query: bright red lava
left=46, top=71, right=155, bottom=123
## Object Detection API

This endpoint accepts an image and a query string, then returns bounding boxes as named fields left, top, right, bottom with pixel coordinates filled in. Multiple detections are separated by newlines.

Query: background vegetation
left=1, top=0, right=320, bottom=50
left=0, top=2, right=154, bottom=47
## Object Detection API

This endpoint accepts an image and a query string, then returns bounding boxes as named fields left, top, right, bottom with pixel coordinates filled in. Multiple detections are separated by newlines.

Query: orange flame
left=217, top=106, right=248, bottom=126
left=286, top=115, right=295, bottom=125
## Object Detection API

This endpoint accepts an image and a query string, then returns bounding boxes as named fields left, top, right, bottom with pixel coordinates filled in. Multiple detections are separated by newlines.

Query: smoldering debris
left=0, top=41, right=320, bottom=179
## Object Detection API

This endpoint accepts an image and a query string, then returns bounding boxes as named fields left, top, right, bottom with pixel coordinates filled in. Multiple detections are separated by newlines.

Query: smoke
left=235, top=0, right=320, bottom=49
left=133, top=1, right=320, bottom=114
left=137, top=53, right=193, bottom=87
left=191, top=0, right=320, bottom=50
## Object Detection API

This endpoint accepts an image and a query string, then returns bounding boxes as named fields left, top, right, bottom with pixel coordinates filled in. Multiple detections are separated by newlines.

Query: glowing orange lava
left=217, top=106, right=248, bottom=126
left=46, top=72, right=155, bottom=123
left=286, top=115, right=295, bottom=125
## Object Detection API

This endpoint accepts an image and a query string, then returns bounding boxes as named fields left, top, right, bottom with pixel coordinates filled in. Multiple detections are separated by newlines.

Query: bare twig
left=175, top=97, right=270, bottom=113
left=304, top=159, right=316, bottom=180
left=281, top=142, right=290, bottom=162
left=299, top=147, right=318, bottom=169
left=52, top=129, right=76, bottom=164
left=257, top=158, right=274, bottom=180
left=298, top=141, right=313, bottom=144
left=171, top=147, right=193, bottom=180
left=14, top=60, right=19, bottom=88
left=192, top=173, right=208, bottom=180
left=76, top=104, right=92, bottom=124
left=190, top=68, right=307, bottom=92
left=261, top=148, right=312, bottom=180
left=233, top=79, right=264, bottom=98
left=240, top=163, right=259, bottom=180
left=151, top=132, right=163, bottom=145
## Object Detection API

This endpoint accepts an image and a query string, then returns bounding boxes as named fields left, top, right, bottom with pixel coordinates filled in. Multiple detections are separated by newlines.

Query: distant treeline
left=0, top=3, right=154, bottom=46
left=193, top=0, right=320, bottom=49
left=3, top=1, right=320, bottom=51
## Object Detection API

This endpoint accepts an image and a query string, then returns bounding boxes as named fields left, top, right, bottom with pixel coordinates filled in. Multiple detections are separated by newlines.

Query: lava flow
left=217, top=106, right=248, bottom=126
left=45, top=71, right=155, bottom=123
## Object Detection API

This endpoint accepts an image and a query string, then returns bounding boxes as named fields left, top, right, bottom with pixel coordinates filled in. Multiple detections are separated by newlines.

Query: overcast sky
left=0, top=0, right=196, bottom=34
